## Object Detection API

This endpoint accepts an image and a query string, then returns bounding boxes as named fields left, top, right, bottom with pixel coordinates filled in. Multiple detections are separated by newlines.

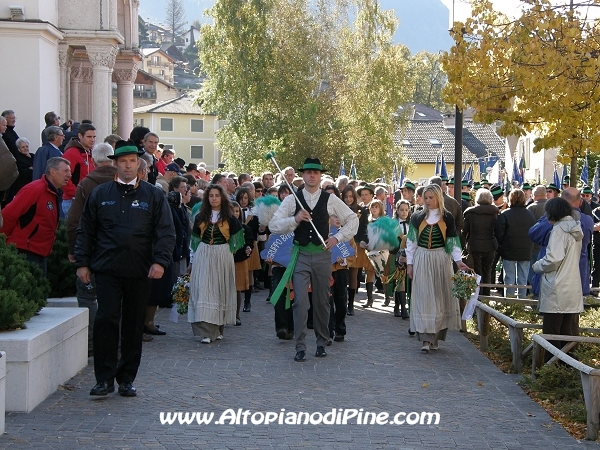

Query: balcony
left=133, top=91, right=157, bottom=99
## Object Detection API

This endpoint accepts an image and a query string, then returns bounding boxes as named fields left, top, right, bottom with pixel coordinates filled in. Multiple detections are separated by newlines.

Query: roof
left=132, top=92, right=208, bottom=115
left=141, top=48, right=176, bottom=62
left=135, top=69, right=176, bottom=89
left=395, top=114, right=505, bottom=164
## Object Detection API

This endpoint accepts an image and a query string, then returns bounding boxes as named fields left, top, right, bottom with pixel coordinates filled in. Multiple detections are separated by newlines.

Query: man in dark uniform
left=75, top=141, right=175, bottom=397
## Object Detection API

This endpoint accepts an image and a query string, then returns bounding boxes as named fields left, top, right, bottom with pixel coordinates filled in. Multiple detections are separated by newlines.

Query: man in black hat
left=75, top=140, right=175, bottom=397
left=269, top=158, right=358, bottom=362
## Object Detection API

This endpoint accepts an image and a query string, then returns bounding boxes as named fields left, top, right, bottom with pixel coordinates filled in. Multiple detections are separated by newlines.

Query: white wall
left=0, top=23, right=62, bottom=148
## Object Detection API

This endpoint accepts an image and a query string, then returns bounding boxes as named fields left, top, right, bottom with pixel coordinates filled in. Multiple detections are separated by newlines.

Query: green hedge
left=0, top=235, right=50, bottom=330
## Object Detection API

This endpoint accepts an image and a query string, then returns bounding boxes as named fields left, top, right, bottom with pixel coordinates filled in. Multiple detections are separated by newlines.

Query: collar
left=117, top=177, right=137, bottom=186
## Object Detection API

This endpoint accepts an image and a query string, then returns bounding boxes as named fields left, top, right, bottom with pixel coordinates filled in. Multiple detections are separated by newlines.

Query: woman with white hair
left=4, top=137, right=34, bottom=204
left=406, top=184, right=471, bottom=353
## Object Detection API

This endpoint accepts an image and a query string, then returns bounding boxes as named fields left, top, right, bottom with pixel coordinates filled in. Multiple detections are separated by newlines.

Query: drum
left=367, top=250, right=389, bottom=278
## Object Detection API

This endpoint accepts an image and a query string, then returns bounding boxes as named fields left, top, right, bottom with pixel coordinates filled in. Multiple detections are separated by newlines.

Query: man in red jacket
left=62, top=123, right=96, bottom=217
left=0, top=157, right=71, bottom=276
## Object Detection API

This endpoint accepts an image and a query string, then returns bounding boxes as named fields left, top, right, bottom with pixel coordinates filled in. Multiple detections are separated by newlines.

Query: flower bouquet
left=451, top=270, right=479, bottom=300
left=172, top=274, right=190, bottom=315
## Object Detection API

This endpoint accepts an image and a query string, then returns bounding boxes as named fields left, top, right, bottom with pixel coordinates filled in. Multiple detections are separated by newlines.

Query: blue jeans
left=503, top=260, right=529, bottom=298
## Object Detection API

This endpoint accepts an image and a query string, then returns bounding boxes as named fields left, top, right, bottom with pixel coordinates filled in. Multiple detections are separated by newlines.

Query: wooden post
left=509, top=326, right=523, bottom=373
left=581, top=373, right=600, bottom=440
left=459, top=298, right=467, bottom=332
left=531, top=341, right=544, bottom=378
left=476, top=305, right=489, bottom=352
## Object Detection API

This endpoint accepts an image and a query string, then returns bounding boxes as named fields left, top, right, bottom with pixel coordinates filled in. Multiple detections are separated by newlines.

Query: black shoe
left=144, top=326, right=166, bottom=336
left=277, top=328, right=288, bottom=339
left=408, top=329, right=415, bottom=336
left=315, top=346, right=327, bottom=357
left=118, top=382, right=137, bottom=397
left=394, top=307, right=401, bottom=317
left=243, top=302, right=251, bottom=312
left=285, top=331, right=294, bottom=340
left=266, top=296, right=271, bottom=302
left=347, top=306, right=354, bottom=316
left=235, top=318, right=242, bottom=326
left=90, top=381, right=114, bottom=396
left=401, top=311, right=410, bottom=320
left=294, top=350, right=306, bottom=362
left=383, top=298, right=391, bottom=307
left=333, top=335, right=344, bottom=342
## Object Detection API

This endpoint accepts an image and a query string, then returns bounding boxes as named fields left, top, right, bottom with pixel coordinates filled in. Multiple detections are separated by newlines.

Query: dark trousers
left=471, top=250, right=496, bottom=296
left=592, top=237, right=600, bottom=289
left=18, top=249, right=47, bottom=278
left=272, top=266, right=293, bottom=333
left=329, top=269, right=348, bottom=337
left=93, top=273, right=150, bottom=385
left=542, top=312, right=579, bottom=362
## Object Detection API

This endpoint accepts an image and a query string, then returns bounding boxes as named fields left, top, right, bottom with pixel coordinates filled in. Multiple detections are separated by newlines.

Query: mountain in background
left=138, top=0, right=453, bottom=54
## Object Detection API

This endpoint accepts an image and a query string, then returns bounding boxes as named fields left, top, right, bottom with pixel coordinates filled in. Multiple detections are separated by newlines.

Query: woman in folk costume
left=406, top=184, right=471, bottom=353
left=230, top=201, right=255, bottom=327
left=236, top=187, right=260, bottom=311
left=393, top=199, right=411, bottom=318
left=188, top=184, right=245, bottom=343
left=341, top=185, right=369, bottom=314
left=362, top=199, right=391, bottom=307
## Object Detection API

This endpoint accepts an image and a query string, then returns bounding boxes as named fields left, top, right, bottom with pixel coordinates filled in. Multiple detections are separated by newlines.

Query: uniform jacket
left=0, top=175, right=61, bottom=257
left=62, top=137, right=95, bottom=200
left=532, top=215, right=584, bottom=314
left=74, top=180, right=176, bottom=278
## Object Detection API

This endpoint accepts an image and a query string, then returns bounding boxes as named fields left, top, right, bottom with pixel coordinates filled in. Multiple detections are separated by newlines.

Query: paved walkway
left=1, top=287, right=597, bottom=449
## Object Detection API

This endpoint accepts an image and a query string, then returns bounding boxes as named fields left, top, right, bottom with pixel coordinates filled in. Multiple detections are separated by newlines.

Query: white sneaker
left=201, top=337, right=211, bottom=344
left=216, top=335, right=223, bottom=340
left=430, top=342, right=439, bottom=350
left=421, top=342, right=430, bottom=353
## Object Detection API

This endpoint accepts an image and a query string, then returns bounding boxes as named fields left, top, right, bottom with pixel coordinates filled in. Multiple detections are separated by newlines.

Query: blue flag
left=434, top=153, right=439, bottom=176
left=553, top=167, right=560, bottom=187
left=440, top=153, right=447, bottom=179
left=350, top=159, right=357, bottom=180
left=512, top=155, right=521, bottom=185
left=478, top=158, right=486, bottom=178
left=581, top=154, right=589, bottom=186
left=339, top=158, right=346, bottom=176
left=399, top=165, right=405, bottom=187
left=562, top=164, right=568, bottom=185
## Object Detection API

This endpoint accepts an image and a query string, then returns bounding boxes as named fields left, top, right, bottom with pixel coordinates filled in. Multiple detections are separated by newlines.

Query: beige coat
left=532, top=215, right=584, bottom=314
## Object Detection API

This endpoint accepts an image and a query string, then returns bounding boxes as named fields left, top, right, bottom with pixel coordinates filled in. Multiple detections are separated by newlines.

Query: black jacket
left=463, top=204, right=498, bottom=253
left=494, top=205, right=536, bottom=261
left=74, top=180, right=176, bottom=278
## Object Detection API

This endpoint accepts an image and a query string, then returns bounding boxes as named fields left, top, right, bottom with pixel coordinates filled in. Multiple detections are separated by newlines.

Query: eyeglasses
left=255, top=189, right=263, bottom=193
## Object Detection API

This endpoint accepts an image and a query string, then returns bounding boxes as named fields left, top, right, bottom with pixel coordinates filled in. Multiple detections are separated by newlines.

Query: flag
left=381, top=171, right=386, bottom=184
left=478, top=158, right=486, bottom=179
left=580, top=153, right=589, bottom=186
left=440, top=153, right=448, bottom=179
left=512, top=154, right=521, bottom=185
left=488, top=160, right=500, bottom=184
left=553, top=166, right=560, bottom=187
left=339, top=158, right=346, bottom=177
left=434, top=153, right=439, bottom=176
left=519, top=148, right=526, bottom=181
left=399, top=165, right=405, bottom=187
left=466, top=161, right=474, bottom=181
left=350, top=159, right=357, bottom=180
left=462, top=162, right=467, bottom=179
left=594, top=162, right=600, bottom=196
left=391, top=162, right=399, bottom=190
left=562, top=164, right=568, bottom=185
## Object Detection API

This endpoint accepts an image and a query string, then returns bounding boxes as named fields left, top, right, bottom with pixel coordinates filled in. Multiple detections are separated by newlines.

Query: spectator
left=494, top=189, right=536, bottom=297
left=4, top=137, right=34, bottom=205
left=156, top=149, right=175, bottom=175
left=0, top=157, right=71, bottom=277
left=32, top=126, right=65, bottom=180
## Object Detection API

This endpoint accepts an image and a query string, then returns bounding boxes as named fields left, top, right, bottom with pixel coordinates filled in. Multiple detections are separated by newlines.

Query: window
left=160, top=118, right=173, bottom=132
left=191, top=145, right=204, bottom=159
left=402, top=139, right=411, bottom=146
left=140, top=118, right=144, bottom=127
left=429, top=138, right=442, bottom=148
left=190, top=119, right=204, bottom=132
left=163, top=144, right=174, bottom=151
left=152, top=55, right=160, bottom=65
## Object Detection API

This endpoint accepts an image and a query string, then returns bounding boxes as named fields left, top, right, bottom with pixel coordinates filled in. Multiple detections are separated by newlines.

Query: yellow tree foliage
left=441, top=0, right=600, bottom=181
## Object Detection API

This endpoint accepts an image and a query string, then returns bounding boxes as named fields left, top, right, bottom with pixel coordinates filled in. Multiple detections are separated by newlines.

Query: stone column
left=86, top=45, right=118, bottom=139
left=69, top=65, right=82, bottom=122
left=131, top=0, right=140, bottom=48
left=113, top=64, right=138, bottom=138
left=58, top=45, right=71, bottom=122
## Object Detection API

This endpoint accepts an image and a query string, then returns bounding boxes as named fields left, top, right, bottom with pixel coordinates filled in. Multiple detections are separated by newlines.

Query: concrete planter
left=0, top=308, right=88, bottom=412
left=0, top=351, right=5, bottom=433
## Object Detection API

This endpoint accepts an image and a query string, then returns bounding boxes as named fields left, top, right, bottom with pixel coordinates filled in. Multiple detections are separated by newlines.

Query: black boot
left=243, top=289, right=251, bottom=312
left=383, top=285, right=391, bottom=307
left=363, top=282, right=374, bottom=307
left=347, top=288, right=356, bottom=316
left=399, top=291, right=409, bottom=319
left=394, top=292, right=401, bottom=317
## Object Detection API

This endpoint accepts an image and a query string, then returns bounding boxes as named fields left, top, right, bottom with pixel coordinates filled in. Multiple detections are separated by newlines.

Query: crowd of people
left=0, top=108, right=594, bottom=393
